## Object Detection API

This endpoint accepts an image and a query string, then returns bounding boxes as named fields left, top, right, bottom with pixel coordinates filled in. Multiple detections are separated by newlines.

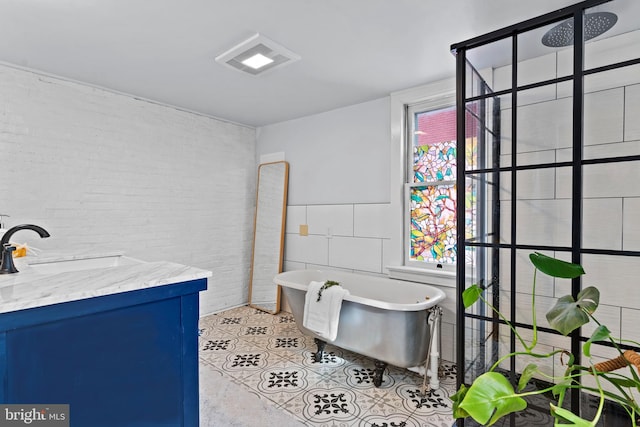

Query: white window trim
left=388, top=78, right=456, bottom=287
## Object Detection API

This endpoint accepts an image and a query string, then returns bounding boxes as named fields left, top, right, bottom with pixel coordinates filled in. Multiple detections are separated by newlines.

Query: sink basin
left=27, top=255, right=143, bottom=274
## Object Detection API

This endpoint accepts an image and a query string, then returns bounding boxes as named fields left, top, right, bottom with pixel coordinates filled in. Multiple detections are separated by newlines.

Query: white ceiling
left=0, top=0, right=631, bottom=127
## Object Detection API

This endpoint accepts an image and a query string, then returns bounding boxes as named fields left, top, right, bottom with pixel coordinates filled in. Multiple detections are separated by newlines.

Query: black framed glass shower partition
left=452, top=0, right=640, bottom=425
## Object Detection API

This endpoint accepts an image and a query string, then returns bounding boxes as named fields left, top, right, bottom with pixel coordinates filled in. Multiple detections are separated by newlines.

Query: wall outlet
left=299, top=224, right=308, bottom=236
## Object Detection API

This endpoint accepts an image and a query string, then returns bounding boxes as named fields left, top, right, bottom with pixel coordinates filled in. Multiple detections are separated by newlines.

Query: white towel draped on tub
left=303, top=281, right=349, bottom=342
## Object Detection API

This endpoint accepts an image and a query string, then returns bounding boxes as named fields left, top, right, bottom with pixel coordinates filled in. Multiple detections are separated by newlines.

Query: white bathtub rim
left=274, top=270, right=445, bottom=312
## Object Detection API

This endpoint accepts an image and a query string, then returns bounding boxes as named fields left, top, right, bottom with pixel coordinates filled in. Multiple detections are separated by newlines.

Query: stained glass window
left=407, top=105, right=459, bottom=265
left=410, top=185, right=456, bottom=263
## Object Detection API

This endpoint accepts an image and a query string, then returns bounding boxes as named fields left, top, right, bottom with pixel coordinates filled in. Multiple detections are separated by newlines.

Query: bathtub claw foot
left=313, top=338, right=326, bottom=362
left=373, top=360, right=387, bottom=387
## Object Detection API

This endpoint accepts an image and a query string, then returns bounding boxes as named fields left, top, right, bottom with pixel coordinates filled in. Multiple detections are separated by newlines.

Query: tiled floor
left=198, top=305, right=456, bottom=426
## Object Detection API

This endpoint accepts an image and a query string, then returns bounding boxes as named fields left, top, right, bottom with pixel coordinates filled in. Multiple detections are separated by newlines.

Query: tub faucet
left=0, top=224, right=51, bottom=274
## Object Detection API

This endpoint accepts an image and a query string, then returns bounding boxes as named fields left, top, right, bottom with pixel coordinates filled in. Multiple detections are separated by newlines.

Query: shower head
left=541, top=11, right=618, bottom=47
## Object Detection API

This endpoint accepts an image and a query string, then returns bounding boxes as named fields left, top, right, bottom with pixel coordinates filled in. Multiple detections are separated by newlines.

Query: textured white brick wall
left=0, top=64, right=256, bottom=316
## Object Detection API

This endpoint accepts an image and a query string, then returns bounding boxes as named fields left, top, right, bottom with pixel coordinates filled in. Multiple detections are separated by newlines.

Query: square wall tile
left=354, top=203, right=391, bottom=238
left=284, top=234, right=328, bottom=265
left=328, top=236, right=382, bottom=273
left=307, top=204, right=353, bottom=236
left=285, top=205, right=306, bottom=234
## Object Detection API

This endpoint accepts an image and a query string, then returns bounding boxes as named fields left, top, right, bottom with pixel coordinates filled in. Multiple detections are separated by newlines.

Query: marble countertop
left=0, top=251, right=212, bottom=314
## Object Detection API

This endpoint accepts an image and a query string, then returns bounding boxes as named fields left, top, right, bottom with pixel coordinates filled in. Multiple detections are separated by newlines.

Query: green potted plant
left=452, top=252, right=640, bottom=426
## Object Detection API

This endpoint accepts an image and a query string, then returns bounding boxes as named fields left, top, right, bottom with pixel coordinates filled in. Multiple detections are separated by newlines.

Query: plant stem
left=531, top=268, right=538, bottom=349
left=489, top=349, right=565, bottom=373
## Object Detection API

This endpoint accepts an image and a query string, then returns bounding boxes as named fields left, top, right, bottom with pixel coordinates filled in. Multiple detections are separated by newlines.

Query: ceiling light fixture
left=241, top=53, right=274, bottom=70
left=215, top=33, right=300, bottom=76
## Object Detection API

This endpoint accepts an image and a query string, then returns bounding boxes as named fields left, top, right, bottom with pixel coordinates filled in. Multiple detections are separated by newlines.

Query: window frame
left=404, top=102, right=458, bottom=271
left=388, top=79, right=456, bottom=286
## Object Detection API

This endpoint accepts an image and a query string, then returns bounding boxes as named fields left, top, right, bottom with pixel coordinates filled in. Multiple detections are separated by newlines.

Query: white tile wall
left=621, top=307, right=640, bottom=348
left=285, top=206, right=307, bottom=234
left=329, top=236, right=382, bottom=273
left=499, top=249, right=555, bottom=297
left=283, top=234, right=329, bottom=265
left=579, top=254, right=640, bottom=309
left=583, top=198, right=622, bottom=250
left=623, top=198, right=640, bottom=251
left=284, top=203, right=390, bottom=275
left=626, top=84, right=640, bottom=141
left=584, top=88, right=625, bottom=146
left=501, top=96, right=573, bottom=155
left=491, top=28, right=640, bottom=382
left=354, top=204, right=391, bottom=238
left=307, top=204, right=354, bottom=236
left=0, top=64, right=256, bottom=316
left=500, top=199, right=572, bottom=247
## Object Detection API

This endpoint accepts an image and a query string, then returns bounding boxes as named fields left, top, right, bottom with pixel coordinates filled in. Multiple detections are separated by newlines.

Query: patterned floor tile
left=241, top=360, right=326, bottom=407
left=356, top=408, right=416, bottom=427
left=301, top=385, right=377, bottom=424
left=199, top=306, right=456, bottom=427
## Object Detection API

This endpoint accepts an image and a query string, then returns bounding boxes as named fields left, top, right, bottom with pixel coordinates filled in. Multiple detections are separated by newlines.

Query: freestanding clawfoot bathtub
left=274, top=269, right=446, bottom=388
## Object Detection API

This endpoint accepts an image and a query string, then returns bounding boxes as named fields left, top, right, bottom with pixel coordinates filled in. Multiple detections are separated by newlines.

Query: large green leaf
left=462, top=284, right=483, bottom=309
left=529, top=252, right=585, bottom=279
left=546, top=287, right=600, bottom=336
left=458, top=372, right=527, bottom=426
left=583, top=325, right=611, bottom=357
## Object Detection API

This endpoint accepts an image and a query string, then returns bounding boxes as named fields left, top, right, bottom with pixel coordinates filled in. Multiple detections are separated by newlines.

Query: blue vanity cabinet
left=0, top=278, right=207, bottom=427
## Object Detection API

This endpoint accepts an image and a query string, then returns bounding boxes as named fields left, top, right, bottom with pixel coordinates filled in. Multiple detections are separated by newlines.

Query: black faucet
left=0, top=224, right=51, bottom=274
